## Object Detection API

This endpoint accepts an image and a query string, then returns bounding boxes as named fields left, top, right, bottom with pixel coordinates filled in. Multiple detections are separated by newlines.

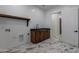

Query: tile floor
left=0, top=38, right=79, bottom=53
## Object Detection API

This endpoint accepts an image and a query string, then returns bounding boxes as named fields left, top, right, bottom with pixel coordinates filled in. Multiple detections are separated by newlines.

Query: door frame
left=51, top=11, right=62, bottom=40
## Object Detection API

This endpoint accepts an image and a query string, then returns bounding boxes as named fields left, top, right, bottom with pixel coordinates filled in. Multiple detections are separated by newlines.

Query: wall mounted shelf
left=0, top=14, right=30, bottom=26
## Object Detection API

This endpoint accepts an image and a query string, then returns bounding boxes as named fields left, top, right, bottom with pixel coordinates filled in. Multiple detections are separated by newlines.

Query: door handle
left=74, top=30, right=78, bottom=32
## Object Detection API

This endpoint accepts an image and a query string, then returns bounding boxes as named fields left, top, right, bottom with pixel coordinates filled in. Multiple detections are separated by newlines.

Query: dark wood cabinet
left=31, top=31, right=36, bottom=43
left=31, top=28, right=50, bottom=44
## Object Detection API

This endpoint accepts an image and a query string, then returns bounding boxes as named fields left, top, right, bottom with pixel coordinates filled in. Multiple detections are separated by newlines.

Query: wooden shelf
left=0, top=14, right=30, bottom=26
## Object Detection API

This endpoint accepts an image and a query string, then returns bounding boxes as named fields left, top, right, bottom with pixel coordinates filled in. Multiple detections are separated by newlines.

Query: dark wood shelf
left=0, top=14, right=30, bottom=26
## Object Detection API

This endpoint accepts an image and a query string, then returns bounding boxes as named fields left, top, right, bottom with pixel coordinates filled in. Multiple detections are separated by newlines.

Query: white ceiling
left=35, top=5, right=79, bottom=11
left=34, top=5, right=62, bottom=11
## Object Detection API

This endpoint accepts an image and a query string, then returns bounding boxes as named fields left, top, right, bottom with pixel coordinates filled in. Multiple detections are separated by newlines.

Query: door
left=0, top=28, right=20, bottom=50
left=51, top=13, right=60, bottom=39
left=62, top=7, right=78, bottom=46
left=0, top=17, right=26, bottom=50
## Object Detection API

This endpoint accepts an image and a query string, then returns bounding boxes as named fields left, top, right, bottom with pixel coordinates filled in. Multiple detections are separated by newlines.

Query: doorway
left=51, top=12, right=62, bottom=40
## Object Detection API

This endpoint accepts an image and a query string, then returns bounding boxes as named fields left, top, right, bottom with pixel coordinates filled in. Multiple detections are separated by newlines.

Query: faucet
left=36, top=24, right=39, bottom=29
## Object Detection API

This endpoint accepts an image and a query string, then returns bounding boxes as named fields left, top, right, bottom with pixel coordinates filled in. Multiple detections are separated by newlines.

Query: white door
left=51, top=14, right=60, bottom=39
left=62, top=7, right=78, bottom=46
left=0, top=30, right=19, bottom=50
left=0, top=18, right=26, bottom=50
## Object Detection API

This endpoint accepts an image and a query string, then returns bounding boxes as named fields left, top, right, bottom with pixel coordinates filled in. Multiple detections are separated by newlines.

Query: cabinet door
left=43, top=31, right=50, bottom=39
left=46, top=31, right=50, bottom=38
left=35, top=31, right=40, bottom=43
left=44, top=31, right=47, bottom=39
left=40, top=31, right=44, bottom=41
left=31, top=31, right=36, bottom=43
left=43, top=31, right=47, bottom=39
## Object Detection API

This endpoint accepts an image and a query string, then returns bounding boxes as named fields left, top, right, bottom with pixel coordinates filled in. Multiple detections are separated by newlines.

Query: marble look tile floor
left=0, top=38, right=79, bottom=53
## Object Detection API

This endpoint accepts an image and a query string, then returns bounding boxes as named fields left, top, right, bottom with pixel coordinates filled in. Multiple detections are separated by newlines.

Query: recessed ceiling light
left=32, top=9, right=36, bottom=12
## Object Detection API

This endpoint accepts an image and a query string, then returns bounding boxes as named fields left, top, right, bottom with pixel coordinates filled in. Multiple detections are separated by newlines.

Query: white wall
left=0, top=5, right=45, bottom=50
